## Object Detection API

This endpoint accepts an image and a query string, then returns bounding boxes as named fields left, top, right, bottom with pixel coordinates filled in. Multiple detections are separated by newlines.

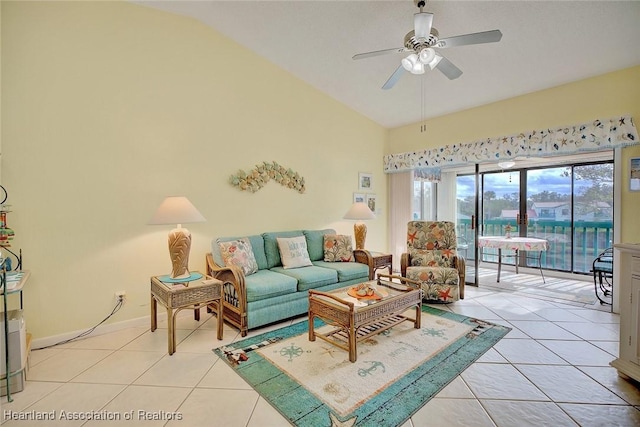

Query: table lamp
left=149, top=196, right=206, bottom=279
left=343, top=202, right=376, bottom=250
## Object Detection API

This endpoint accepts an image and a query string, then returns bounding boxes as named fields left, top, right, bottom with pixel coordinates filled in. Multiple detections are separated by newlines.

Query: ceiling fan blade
left=435, top=55, right=463, bottom=80
left=414, top=12, right=434, bottom=39
left=382, top=65, right=406, bottom=90
left=437, top=29, right=503, bottom=48
left=352, top=47, right=406, bottom=60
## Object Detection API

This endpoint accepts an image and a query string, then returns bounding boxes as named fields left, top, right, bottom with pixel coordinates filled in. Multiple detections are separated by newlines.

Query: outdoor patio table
left=478, top=236, right=549, bottom=283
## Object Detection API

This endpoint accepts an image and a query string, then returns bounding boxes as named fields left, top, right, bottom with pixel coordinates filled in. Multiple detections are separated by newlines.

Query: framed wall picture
left=353, top=192, right=365, bottom=203
left=631, top=157, right=640, bottom=191
left=358, top=172, right=373, bottom=191
left=366, top=194, right=377, bottom=213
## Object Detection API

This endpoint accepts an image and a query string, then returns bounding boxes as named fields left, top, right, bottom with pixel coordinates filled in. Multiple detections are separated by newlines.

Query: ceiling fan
left=353, top=0, right=502, bottom=89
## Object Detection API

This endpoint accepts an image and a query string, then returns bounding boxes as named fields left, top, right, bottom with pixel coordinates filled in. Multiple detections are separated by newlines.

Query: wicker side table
left=150, top=273, right=223, bottom=355
left=354, top=251, right=393, bottom=279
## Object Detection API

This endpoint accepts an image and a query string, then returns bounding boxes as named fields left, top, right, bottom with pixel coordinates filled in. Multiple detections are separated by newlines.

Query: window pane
left=527, top=167, right=572, bottom=271
left=413, top=180, right=435, bottom=220
left=572, top=163, right=614, bottom=273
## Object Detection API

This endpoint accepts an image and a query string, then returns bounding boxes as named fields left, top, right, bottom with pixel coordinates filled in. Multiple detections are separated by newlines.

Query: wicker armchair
left=206, top=253, right=248, bottom=335
left=400, top=221, right=465, bottom=302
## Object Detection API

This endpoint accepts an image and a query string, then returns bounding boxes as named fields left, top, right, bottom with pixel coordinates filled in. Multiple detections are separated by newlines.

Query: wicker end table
left=308, top=274, right=422, bottom=362
left=150, top=272, right=223, bottom=355
left=354, top=251, right=393, bottom=279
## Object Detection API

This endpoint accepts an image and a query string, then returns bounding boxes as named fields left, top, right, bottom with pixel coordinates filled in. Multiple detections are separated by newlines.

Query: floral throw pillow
left=323, top=234, right=355, bottom=262
left=218, top=238, right=259, bottom=276
left=277, top=236, right=313, bottom=269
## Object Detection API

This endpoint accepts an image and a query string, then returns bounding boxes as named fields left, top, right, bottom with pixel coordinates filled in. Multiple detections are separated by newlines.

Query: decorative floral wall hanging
left=229, top=161, right=305, bottom=193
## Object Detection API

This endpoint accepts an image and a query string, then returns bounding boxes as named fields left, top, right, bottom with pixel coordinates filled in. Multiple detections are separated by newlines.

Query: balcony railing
left=457, top=218, right=613, bottom=274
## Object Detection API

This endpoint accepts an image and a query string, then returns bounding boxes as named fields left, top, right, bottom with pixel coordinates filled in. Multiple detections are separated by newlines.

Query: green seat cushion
left=262, top=230, right=304, bottom=268
left=313, top=261, right=369, bottom=282
left=212, top=235, right=267, bottom=270
left=303, top=229, right=336, bottom=261
left=245, top=270, right=298, bottom=302
left=270, top=265, right=337, bottom=292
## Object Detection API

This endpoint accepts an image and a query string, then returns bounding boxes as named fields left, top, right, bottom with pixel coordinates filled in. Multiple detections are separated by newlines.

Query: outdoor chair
left=401, top=221, right=465, bottom=303
left=592, top=247, right=613, bottom=306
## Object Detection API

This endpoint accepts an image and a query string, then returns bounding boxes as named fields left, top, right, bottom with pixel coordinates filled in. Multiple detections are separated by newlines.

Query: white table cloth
left=478, top=236, right=549, bottom=282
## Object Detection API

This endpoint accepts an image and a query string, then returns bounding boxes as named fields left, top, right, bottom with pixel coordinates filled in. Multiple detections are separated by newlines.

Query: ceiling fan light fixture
left=402, top=54, right=425, bottom=74
left=411, top=62, right=425, bottom=74
left=401, top=53, right=418, bottom=71
left=418, top=47, right=436, bottom=65
left=498, top=160, right=516, bottom=169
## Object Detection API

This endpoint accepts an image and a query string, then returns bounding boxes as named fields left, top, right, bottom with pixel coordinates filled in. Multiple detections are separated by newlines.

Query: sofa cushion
left=277, top=236, right=313, bottom=269
left=263, top=230, right=304, bottom=268
left=244, top=270, right=298, bottom=302
left=271, top=265, right=337, bottom=292
left=303, top=229, right=336, bottom=261
left=323, top=234, right=355, bottom=262
left=218, top=238, right=258, bottom=275
left=213, top=235, right=268, bottom=270
left=313, top=261, right=368, bottom=282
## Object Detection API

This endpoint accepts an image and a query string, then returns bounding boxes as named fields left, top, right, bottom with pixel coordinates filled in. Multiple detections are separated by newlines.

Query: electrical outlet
left=115, top=290, right=126, bottom=304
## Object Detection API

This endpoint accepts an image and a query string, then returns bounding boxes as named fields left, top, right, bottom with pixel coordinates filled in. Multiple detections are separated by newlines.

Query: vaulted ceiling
left=138, top=1, right=640, bottom=128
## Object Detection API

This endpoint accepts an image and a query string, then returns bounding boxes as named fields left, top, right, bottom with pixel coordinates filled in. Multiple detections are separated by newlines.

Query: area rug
left=214, top=306, right=510, bottom=426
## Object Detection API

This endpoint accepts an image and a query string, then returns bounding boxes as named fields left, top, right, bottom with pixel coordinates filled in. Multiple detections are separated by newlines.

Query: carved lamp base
left=168, top=227, right=192, bottom=279
left=354, top=223, right=367, bottom=250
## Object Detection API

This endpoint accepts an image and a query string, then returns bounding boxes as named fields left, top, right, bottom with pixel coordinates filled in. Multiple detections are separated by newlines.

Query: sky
left=457, top=166, right=602, bottom=200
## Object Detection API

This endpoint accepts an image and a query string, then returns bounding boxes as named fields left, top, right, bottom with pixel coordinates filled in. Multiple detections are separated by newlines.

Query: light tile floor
left=2, top=285, right=640, bottom=426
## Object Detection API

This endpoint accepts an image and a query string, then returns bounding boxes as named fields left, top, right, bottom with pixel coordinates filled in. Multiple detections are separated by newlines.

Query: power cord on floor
left=33, top=298, right=124, bottom=350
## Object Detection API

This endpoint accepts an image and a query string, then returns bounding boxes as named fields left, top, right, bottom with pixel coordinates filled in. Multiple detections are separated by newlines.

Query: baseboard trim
left=31, top=312, right=168, bottom=350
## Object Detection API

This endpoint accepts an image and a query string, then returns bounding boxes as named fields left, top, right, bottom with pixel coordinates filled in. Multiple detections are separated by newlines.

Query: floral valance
left=384, top=115, right=638, bottom=175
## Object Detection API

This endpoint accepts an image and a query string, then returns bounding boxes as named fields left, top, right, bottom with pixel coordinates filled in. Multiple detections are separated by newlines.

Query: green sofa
left=206, top=229, right=372, bottom=336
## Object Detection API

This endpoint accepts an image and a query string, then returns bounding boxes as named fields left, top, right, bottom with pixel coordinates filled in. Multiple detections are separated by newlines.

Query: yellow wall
left=387, top=66, right=640, bottom=243
left=1, top=2, right=387, bottom=338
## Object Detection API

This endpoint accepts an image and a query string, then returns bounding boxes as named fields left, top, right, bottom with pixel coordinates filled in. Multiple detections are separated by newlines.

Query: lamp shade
left=343, top=202, right=376, bottom=220
left=343, top=202, right=375, bottom=250
left=149, top=196, right=206, bottom=225
left=149, top=196, right=206, bottom=280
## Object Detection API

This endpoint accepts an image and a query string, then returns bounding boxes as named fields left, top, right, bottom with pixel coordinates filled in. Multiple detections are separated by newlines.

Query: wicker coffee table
left=308, top=274, right=422, bottom=362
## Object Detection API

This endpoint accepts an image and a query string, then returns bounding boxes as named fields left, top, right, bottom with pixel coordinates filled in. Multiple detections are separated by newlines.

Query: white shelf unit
left=611, top=243, right=640, bottom=383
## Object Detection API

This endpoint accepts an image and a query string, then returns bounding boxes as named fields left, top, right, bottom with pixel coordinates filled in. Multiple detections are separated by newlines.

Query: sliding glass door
left=525, top=167, right=573, bottom=270
left=474, top=161, right=613, bottom=275
left=572, top=163, right=614, bottom=273
left=435, top=158, right=613, bottom=283
left=456, top=173, right=477, bottom=285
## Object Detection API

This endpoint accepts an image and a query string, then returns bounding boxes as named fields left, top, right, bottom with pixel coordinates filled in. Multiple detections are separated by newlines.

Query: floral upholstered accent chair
left=401, top=221, right=465, bottom=302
